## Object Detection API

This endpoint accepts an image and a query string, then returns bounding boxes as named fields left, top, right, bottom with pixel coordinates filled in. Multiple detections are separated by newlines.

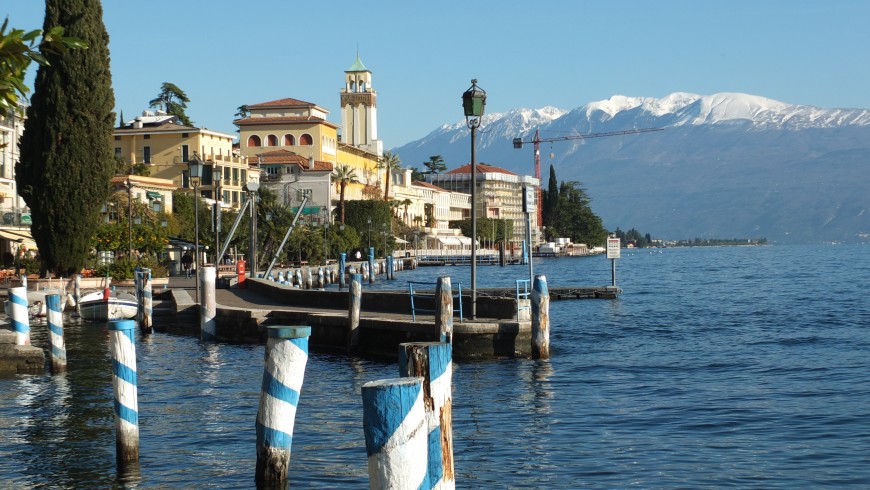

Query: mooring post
left=368, top=253, right=375, bottom=284
left=317, top=266, right=324, bottom=289
left=141, top=268, right=153, bottom=335
left=361, top=377, right=429, bottom=489
left=387, top=255, right=394, bottom=280
left=9, top=286, right=30, bottom=346
left=435, top=276, right=453, bottom=344
left=306, top=266, right=314, bottom=290
left=531, top=274, right=551, bottom=359
left=348, top=273, right=362, bottom=354
left=399, top=342, right=455, bottom=488
left=74, top=273, right=82, bottom=314
left=46, top=294, right=67, bottom=373
left=201, top=266, right=217, bottom=341
left=109, top=319, right=139, bottom=464
left=255, top=325, right=310, bottom=487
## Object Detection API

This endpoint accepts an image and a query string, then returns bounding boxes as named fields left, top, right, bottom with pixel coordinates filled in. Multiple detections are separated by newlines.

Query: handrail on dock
left=408, top=280, right=463, bottom=323
left=516, top=279, right=531, bottom=319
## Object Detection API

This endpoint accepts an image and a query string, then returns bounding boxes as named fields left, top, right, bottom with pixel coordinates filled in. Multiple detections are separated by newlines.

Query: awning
left=290, top=206, right=323, bottom=215
left=146, top=191, right=161, bottom=200
left=0, top=229, right=38, bottom=250
left=434, top=236, right=462, bottom=246
left=393, top=236, right=409, bottom=244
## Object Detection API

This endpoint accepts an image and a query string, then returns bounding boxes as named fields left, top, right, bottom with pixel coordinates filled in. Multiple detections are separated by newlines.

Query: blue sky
left=7, top=1, right=870, bottom=149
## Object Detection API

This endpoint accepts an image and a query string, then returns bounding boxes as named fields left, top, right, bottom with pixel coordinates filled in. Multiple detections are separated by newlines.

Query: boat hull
left=79, top=291, right=138, bottom=322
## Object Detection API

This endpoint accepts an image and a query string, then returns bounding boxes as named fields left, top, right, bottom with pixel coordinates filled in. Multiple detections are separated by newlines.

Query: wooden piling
left=435, top=276, right=453, bottom=344
left=361, top=377, right=428, bottom=489
left=348, top=273, right=362, bottom=354
left=339, top=253, right=347, bottom=288
left=201, top=266, right=217, bottom=341
left=387, top=256, right=394, bottom=280
left=142, top=268, right=153, bottom=335
left=74, top=273, right=82, bottom=314
left=531, top=274, right=550, bottom=359
left=368, top=253, right=375, bottom=284
left=399, top=342, right=455, bottom=488
left=46, top=294, right=67, bottom=373
left=255, top=326, right=310, bottom=487
left=9, top=286, right=29, bottom=346
left=109, top=319, right=139, bottom=464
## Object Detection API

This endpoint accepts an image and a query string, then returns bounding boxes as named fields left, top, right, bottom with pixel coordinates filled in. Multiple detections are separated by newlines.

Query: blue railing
left=408, top=280, right=463, bottom=323
left=516, top=279, right=531, bottom=319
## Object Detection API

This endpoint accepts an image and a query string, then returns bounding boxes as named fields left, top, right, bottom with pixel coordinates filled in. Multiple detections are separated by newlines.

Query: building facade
left=257, top=149, right=333, bottom=223
left=0, top=105, right=28, bottom=225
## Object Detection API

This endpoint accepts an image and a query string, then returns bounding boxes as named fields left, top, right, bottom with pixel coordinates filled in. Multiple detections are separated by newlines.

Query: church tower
left=340, top=53, right=383, bottom=156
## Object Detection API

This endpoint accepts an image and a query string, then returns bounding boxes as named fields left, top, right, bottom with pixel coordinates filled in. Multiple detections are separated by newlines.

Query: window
left=114, top=147, right=122, bottom=158
left=144, top=134, right=150, bottom=140
left=233, top=168, right=239, bottom=183
left=143, top=146, right=151, bottom=164
left=283, top=134, right=295, bottom=146
left=300, top=134, right=313, bottom=145
left=266, top=134, right=278, bottom=147
left=182, top=133, right=189, bottom=138
left=114, top=135, right=121, bottom=141
left=247, top=135, right=261, bottom=147
left=241, top=169, right=247, bottom=182
left=181, top=144, right=189, bottom=162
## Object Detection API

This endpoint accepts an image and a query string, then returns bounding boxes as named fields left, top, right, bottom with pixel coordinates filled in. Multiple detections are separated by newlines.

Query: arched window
left=283, top=134, right=295, bottom=146
left=350, top=81, right=356, bottom=93
left=300, top=134, right=313, bottom=146
left=247, top=135, right=261, bottom=147
left=266, top=134, right=278, bottom=147
left=360, top=81, right=366, bottom=92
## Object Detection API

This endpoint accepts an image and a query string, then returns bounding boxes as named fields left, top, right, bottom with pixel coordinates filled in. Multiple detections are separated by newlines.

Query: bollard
left=368, top=254, right=375, bottom=284
left=46, top=294, right=67, bottom=373
left=134, top=267, right=143, bottom=327
left=109, top=319, right=139, bottom=464
left=317, top=267, right=324, bottom=289
left=295, top=269, right=303, bottom=289
left=435, top=277, right=453, bottom=344
left=531, top=274, right=550, bottom=359
left=362, top=377, right=429, bottom=489
left=306, top=267, right=314, bottom=290
left=201, top=266, right=217, bottom=341
left=361, top=262, right=369, bottom=282
left=339, top=253, right=347, bottom=288
left=348, top=273, right=362, bottom=354
left=399, top=342, right=455, bottom=488
left=142, top=268, right=153, bottom=335
left=386, top=256, right=394, bottom=280
left=9, top=286, right=30, bottom=346
left=74, top=274, right=82, bottom=314
left=255, top=326, right=310, bottom=487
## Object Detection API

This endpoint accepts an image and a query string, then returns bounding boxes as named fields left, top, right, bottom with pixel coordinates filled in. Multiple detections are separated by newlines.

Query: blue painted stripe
left=201, top=330, right=217, bottom=342
left=256, top=421, right=292, bottom=449
left=49, top=321, right=63, bottom=336
left=267, top=326, right=311, bottom=340
left=12, top=319, right=29, bottom=334
left=113, top=359, right=138, bottom=386
left=429, top=343, right=451, bottom=382
left=46, top=294, right=62, bottom=313
left=50, top=344, right=66, bottom=361
left=9, top=293, right=27, bottom=307
left=427, top=424, right=443, bottom=487
left=262, top=371, right=300, bottom=406
left=362, top=380, right=422, bottom=456
left=114, top=399, right=139, bottom=425
left=109, top=319, right=136, bottom=331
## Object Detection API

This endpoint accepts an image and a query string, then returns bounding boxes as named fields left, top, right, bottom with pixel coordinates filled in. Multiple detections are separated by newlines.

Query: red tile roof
left=446, top=163, right=518, bottom=176
left=412, top=181, right=448, bottom=192
left=233, top=116, right=338, bottom=128
left=256, top=149, right=333, bottom=171
left=247, top=97, right=316, bottom=109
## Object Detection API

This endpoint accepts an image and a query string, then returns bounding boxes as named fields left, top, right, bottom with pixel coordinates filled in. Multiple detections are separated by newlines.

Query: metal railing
left=516, top=279, right=531, bottom=319
left=408, top=280, right=463, bottom=323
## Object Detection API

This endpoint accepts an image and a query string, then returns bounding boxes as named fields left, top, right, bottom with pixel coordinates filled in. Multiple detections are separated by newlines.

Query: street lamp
left=213, top=168, right=222, bottom=265
left=246, top=181, right=260, bottom=279
left=188, top=152, right=204, bottom=303
left=324, top=222, right=330, bottom=264
left=462, top=78, right=486, bottom=320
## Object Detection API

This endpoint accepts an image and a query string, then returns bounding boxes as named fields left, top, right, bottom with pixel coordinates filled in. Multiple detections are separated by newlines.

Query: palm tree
left=401, top=198, right=412, bottom=225
left=380, top=151, right=402, bottom=201
left=331, top=164, right=359, bottom=224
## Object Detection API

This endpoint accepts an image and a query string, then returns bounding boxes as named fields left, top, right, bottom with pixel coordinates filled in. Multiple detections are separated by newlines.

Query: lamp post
left=247, top=181, right=260, bottom=279
left=462, top=78, right=486, bottom=320
left=213, top=168, right=222, bottom=265
left=188, top=152, right=204, bottom=303
left=324, top=222, right=330, bottom=265
left=126, top=177, right=134, bottom=258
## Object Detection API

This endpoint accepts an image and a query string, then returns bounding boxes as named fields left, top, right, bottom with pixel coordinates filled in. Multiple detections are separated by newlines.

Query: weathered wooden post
left=386, top=255, right=394, bottom=280
left=74, top=273, right=82, bottom=314
left=46, top=294, right=67, bottom=373
left=255, top=325, right=310, bottom=487
left=368, top=252, right=375, bottom=284
left=201, top=266, right=217, bottom=341
left=399, top=342, right=455, bottom=488
left=361, top=377, right=428, bottom=489
left=109, top=319, right=139, bottom=464
left=9, top=286, right=30, bottom=346
left=347, top=273, right=362, bottom=354
left=134, top=267, right=143, bottom=327
left=531, top=274, right=550, bottom=359
left=435, top=276, right=453, bottom=343
left=141, top=268, right=153, bottom=335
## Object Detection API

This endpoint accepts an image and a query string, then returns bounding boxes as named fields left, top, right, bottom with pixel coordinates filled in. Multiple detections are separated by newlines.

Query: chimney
left=308, top=156, right=315, bottom=170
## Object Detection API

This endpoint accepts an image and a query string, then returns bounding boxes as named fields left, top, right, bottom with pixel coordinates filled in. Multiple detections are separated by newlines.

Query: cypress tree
left=17, top=0, right=115, bottom=276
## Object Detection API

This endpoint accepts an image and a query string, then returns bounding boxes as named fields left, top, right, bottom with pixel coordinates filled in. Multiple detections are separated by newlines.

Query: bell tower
left=340, top=53, right=383, bottom=156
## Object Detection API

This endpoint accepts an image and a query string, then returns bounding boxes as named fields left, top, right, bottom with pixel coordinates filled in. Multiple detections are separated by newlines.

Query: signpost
left=607, top=236, right=621, bottom=287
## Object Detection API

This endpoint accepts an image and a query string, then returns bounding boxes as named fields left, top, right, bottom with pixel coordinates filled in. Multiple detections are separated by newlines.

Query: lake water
left=1, top=244, right=869, bottom=488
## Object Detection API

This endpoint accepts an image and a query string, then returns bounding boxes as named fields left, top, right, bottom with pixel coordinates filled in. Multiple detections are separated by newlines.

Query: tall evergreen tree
left=542, top=164, right=560, bottom=236
left=423, top=155, right=446, bottom=174
left=149, top=82, right=191, bottom=126
left=17, top=0, right=115, bottom=276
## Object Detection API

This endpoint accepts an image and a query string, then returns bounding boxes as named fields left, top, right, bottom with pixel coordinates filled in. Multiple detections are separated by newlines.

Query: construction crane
left=512, top=127, right=663, bottom=228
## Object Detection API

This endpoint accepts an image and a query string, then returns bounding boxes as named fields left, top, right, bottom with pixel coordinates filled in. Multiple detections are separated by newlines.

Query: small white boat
left=79, top=289, right=138, bottom=322
left=4, top=288, right=70, bottom=319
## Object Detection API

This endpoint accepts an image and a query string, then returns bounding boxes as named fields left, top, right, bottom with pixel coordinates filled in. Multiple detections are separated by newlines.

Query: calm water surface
left=1, top=244, right=869, bottom=488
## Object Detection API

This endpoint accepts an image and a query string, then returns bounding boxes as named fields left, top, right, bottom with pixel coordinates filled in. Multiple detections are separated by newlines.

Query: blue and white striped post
left=134, top=267, right=143, bottom=327
left=201, top=266, right=217, bottom=342
left=306, top=267, right=314, bottom=290
left=399, top=342, right=455, bottom=489
left=362, top=377, right=429, bottom=489
left=9, top=286, right=30, bottom=346
left=74, top=273, right=82, bottom=315
left=317, top=267, right=324, bottom=289
left=368, top=252, right=375, bottom=284
left=255, top=326, right=310, bottom=487
left=142, top=268, right=153, bottom=334
left=109, top=319, right=139, bottom=464
left=531, top=274, right=550, bottom=359
left=46, top=294, right=67, bottom=373
left=339, top=252, right=347, bottom=288
left=386, top=256, right=394, bottom=281
left=521, top=240, right=528, bottom=265
left=295, top=269, right=303, bottom=289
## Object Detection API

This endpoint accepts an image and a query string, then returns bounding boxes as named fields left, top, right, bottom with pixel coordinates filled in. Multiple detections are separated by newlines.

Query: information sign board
left=607, top=237, right=621, bottom=259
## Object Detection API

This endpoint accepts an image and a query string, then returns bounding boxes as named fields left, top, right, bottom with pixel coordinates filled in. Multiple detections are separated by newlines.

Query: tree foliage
left=149, top=81, right=192, bottom=126
left=423, top=155, right=446, bottom=174
left=379, top=151, right=401, bottom=200
left=17, top=0, right=115, bottom=276
left=343, top=200, right=394, bottom=256
left=540, top=166, right=607, bottom=246
left=331, top=164, right=359, bottom=223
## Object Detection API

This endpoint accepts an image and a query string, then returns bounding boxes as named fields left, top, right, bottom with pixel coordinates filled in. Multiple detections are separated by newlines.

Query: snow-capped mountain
left=393, top=92, right=870, bottom=243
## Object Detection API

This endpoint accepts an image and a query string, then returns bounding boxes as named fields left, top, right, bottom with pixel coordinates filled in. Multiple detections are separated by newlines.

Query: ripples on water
left=1, top=244, right=869, bottom=488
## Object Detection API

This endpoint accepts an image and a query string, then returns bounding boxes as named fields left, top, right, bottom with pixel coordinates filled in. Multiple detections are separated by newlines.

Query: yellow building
left=112, top=111, right=257, bottom=209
